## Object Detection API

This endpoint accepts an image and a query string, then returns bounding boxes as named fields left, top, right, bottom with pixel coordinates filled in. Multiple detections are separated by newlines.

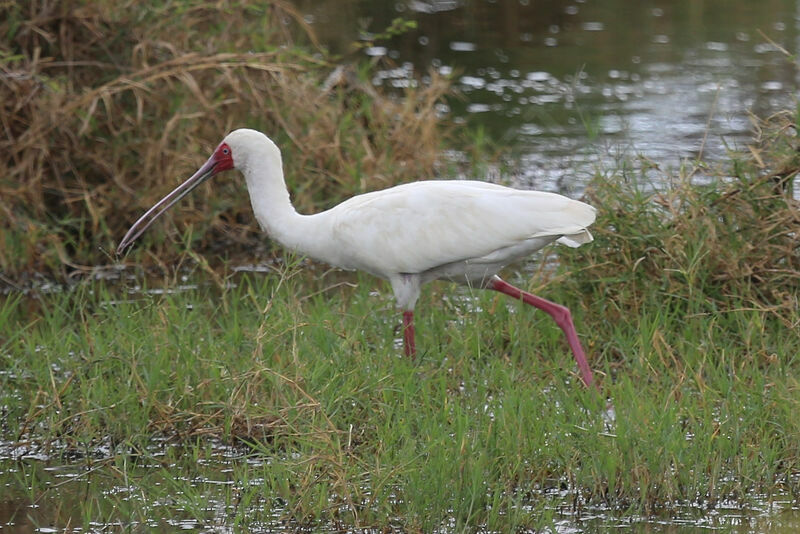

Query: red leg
left=402, top=310, right=416, bottom=358
left=488, top=277, right=596, bottom=389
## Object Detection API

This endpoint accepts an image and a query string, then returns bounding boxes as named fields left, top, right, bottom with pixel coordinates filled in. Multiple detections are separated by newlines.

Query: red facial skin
left=213, top=142, right=235, bottom=172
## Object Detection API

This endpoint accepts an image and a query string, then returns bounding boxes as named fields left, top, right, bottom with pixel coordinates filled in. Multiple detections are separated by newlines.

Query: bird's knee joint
left=550, top=303, right=573, bottom=326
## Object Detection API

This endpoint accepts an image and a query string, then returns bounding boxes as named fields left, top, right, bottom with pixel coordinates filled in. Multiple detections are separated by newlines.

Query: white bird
left=117, top=129, right=597, bottom=387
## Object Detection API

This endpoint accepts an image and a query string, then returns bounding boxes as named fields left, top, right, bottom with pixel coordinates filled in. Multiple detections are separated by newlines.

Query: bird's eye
left=222, top=148, right=230, bottom=155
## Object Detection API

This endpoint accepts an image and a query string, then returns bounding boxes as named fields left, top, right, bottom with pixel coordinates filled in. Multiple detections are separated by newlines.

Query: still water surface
left=295, top=0, right=799, bottom=192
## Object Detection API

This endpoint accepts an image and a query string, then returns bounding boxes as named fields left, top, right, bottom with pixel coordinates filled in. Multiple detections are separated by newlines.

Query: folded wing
left=327, top=180, right=596, bottom=277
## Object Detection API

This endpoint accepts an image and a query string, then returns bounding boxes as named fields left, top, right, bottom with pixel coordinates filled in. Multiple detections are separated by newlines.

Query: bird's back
left=318, top=180, right=595, bottom=281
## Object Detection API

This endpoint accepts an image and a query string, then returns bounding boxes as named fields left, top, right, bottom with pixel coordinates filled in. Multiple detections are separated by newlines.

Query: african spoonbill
left=117, top=129, right=597, bottom=387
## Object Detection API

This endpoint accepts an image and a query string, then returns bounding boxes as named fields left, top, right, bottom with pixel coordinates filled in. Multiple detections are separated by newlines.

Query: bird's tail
left=556, top=229, right=593, bottom=248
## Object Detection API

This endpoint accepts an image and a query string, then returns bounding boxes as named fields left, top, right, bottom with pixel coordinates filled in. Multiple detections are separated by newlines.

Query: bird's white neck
left=239, top=147, right=329, bottom=261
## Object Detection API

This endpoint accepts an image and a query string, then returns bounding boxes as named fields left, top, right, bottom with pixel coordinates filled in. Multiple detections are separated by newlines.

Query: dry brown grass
left=0, top=1, right=451, bottom=279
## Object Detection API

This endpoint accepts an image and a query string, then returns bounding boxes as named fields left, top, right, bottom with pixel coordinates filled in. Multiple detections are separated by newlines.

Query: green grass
left=2, top=215, right=799, bottom=531
left=1, top=268, right=587, bottom=530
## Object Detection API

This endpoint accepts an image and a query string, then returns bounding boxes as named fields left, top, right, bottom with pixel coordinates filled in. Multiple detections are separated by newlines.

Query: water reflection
left=293, top=0, right=798, bottom=191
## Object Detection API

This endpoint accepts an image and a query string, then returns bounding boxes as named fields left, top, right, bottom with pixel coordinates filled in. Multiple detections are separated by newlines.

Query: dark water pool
left=293, top=0, right=799, bottom=192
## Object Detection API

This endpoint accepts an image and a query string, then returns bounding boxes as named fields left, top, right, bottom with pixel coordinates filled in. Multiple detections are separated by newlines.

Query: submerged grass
left=2, top=118, right=799, bottom=529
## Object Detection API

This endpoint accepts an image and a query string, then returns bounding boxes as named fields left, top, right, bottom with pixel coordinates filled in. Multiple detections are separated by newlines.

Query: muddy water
left=294, top=0, right=798, bottom=192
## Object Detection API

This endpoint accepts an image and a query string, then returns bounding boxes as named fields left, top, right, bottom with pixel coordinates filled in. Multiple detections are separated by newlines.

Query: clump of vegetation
left=540, top=110, right=800, bottom=515
left=560, top=109, right=799, bottom=324
left=0, top=0, right=450, bottom=278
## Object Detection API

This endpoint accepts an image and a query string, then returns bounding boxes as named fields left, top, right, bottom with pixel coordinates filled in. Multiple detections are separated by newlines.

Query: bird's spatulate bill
left=116, top=155, right=220, bottom=255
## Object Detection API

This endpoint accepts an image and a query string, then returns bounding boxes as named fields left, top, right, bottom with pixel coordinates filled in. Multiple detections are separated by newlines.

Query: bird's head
left=115, top=128, right=276, bottom=255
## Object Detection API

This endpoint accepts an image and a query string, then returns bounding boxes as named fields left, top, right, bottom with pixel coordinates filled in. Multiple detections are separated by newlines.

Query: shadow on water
left=294, top=0, right=798, bottom=192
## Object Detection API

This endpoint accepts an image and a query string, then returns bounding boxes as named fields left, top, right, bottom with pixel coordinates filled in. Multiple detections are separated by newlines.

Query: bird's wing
left=326, top=180, right=596, bottom=276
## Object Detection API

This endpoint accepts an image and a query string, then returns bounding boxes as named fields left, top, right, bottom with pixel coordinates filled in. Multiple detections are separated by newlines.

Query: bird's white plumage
left=224, top=129, right=595, bottom=309
left=326, top=180, right=594, bottom=276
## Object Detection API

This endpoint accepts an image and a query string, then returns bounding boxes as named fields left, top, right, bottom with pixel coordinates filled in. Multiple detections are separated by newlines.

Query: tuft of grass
left=562, top=112, right=799, bottom=329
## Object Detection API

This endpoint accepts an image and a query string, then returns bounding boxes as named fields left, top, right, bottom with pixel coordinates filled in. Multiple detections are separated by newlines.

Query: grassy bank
left=2, top=117, right=798, bottom=529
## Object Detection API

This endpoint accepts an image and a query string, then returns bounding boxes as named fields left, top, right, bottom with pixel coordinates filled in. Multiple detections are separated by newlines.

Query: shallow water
left=2, top=446, right=799, bottom=533
left=294, top=0, right=798, bottom=192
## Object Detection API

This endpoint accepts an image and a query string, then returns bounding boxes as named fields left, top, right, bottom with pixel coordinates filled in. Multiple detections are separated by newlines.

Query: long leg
left=488, top=276, right=595, bottom=388
left=402, top=310, right=416, bottom=358
left=390, top=274, right=421, bottom=359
